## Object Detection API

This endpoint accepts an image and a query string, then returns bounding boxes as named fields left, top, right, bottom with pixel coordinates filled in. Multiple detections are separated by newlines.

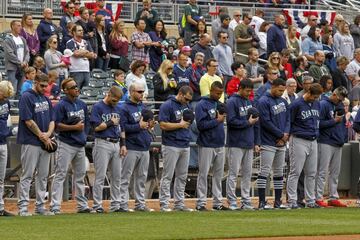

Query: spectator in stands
left=229, top=10, right=241, bottom=31
left=60, top=2, right=77, bottom=37
left=350, top=15, right=360, bottom=49
left=300, top=15, right=318, bottom=40
left=297, top=75, right=314, bottom=97
left=349, top=76, right=360, bottom=106
left=44, top=36, right=68, bottom=86
left=44, top=70, right=60, bottom=101
left=226, top=62, right=248, bottom=98
left=4, top=20, right=30, bottom=96
left=322, top=33, right=337, bottom=73
left=309, top=51, right=330, bottom=82
left=21, top=13, right=39, bottom=66
left=200, top=58, right=224, bottom=102
left=131, top=18, right=154, bottom=65
left=181, top=46, right=192, bottom=66
left=333, top=14, right=345, bottom=35
left=66, top=25, right=96, bottom=89
left=173, top=37, right=185, bottom=59
left=343, top=98, right=355, bottom=141
left=334, top=22, right=355, bottom=62
left=149, top=20, right=167, bottom=72
left=60, top=22, right=76, bottom=53
left=190, top=19, right=207, bottom=47
left=173, top=52, right=190, bottom=88
left=302, top=26, right=323, bottom=62
left=211, top=7, right=228, bottom=45
left=246, top=48, right=265, bottom=92
left=153, top=60, right=177, bottom=103
left=319, top=19, right=330, bottom=36
left=345, top=48, right=360, bottom=88
left=332, top=56, right=350, bottom=90
left=33, top=56, right=47, bottom=75
left=74, top=1, right=81, bottom=17
left=212, top=14, right=234, bottom=50
left=108, top=20, right=129, bottom=70
left=184, top=52, right=206, bottom=103
left=267, top=52, right=285, bottom=79
left=294, top=55, right=309, bottom=91
left=322, top=24, right=333, bottom=36
left=183, top=0, right=202, bottom=46
left=113, top=70, right=128, bottom=101
left=20, top=67, right=36, bottom=96
left=254, top=68, right=279, bottom=102
left=135, top=0, right=158, bottom=33
left=266, top=14, right=287, bottom=57
left=213, top=31, right=234, bottom=88
left=37, top=8, right=58, bottom=56
left=319, top=75, right=333, bottom=100
left=234, top=13, right=253, bottom=64
left=287, top=25, right=301, bottom=60
left=77, top=7, right=97, bottom=61
left=280, top=49, right=293, bottom=79
left=190, top=33, right=213, bottom=65
left=250, top=9, right=265, bottom=35
left=94, top=0, right=114, bottom=32
left=95, top=15, right=110, bottom=71
left=125, top=60, right=149, bottom=98
left=282, top=78, right=298, bottom=104
left=258, top=21, right=270, bottom=60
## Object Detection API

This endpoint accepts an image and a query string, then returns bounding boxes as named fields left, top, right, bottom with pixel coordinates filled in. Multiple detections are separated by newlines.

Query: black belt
left=100, top=138, right=119, bottom=143
left=294, top=135, right=317, bottom=141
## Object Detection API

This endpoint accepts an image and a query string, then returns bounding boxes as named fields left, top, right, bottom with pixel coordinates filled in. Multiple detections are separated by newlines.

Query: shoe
left=134, top=207, right=155, bottom=212
left=160, top=207, right=172, bottom=212
left=328, top=199, right=347, bottom=207
left=173, top=207, right=195, bottom=212
left=19, top=211, right=32, bottom=217
left=212, top=205, right=230, bottom=211
left=51, top=209, right=61, bottom=215
left=297, top=201, right=306, bottom=208
left=77, top=208, right=91, bottom=213
left=228, top=204, right=238, bottom=211
left=274, top=200, right=290, bottom=210
left=196, top=205, right=208, bottom=211
left=306, top=202, right=321, bottom=208
left=34, top=209, right=55, bottom=216
left=0, top=210, right=14, bottom=216
left=91, top=207, right=105, bottom=213
left=240, top=203, right=255, bottom=211
left=258, top=201, right=273, bottom=210
left=288, top=202, right=300, bottom=209
left=112, top=208, right=134, bottom=213
left=316, top=200, right=328, bottom=208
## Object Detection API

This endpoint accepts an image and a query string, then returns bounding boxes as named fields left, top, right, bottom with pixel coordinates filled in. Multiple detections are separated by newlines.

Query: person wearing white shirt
left=249, top=9, right=265, bottom=35
left=229, top=10, right=242, bottom=31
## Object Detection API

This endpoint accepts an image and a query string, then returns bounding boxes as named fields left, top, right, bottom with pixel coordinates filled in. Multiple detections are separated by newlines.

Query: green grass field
left=2, top=208, right=360, bottom=240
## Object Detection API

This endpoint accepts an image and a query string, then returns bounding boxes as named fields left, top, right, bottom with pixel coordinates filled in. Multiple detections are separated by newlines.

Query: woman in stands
left=108, top=19, right=129, bottom=70
left=286, top=25, right=301, bottom=60
left=149, top=20, right=167, bottom=72
left=266, top=52, right=285, bottom=79
left=226, top=62, right=251, bottom=99
left=44, top=35, right=68, bottom=86
left=125, top=60, right=149, bottom=98
left=322, top=33, right=337, bottom=73
left=190, top=19, right=207, bottom=47
left=334, top=22, right=355, bottom=61
left=20, top=13, right=39, bottom=66
left=153, top=60, right=177, bottom=103
left=95, top=15, right=110, bottom=71
left=301, top=26, right=323, bottom=63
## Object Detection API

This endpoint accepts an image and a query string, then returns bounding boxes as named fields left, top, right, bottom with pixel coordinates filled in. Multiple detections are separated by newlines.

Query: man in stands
left=183, top=0, right=202, bottom=46
left=190, top=33, right=213, bottom=65
left=37, top=8, right=58, bottom=56
left=94, top=0, right=114, bottom=32
left=234, top=13, right=253, bottom=64
left=60, top=1, right=77, bottom=36
left=301, top=15, right=318, bottom=40
left=135, top=0, right=158, bottom=33
left=267, top=14, right=287, bottom=57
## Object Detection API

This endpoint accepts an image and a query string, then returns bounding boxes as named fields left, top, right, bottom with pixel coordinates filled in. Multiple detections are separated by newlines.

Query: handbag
left=118, top=56, right=130, bottom=72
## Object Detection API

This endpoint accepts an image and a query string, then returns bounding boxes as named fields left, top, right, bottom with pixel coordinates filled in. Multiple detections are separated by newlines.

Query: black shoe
left=306, top=202, right=321, bottom=209
left=91, top=207, right=105, bottom=213
left=196, top=206, right=208, bottom=211
left=213, top=205, right=230, bottom=211
left=297, top=201, right=306, bottom=208
left=0, top=210, right=14, bottom=216
left=113, top=208, right=133, bottom=213
left=77, top=208, right=91, bottom=213
left=258, top=201, right=273, bottom=210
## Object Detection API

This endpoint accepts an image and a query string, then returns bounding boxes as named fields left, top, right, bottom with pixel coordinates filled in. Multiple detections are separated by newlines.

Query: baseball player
left=50, top=78, right=91, bottom=214
left=195, top=81, right=228, bottom=211
left=0, top=81, right=15, bottom=216
left=119, top=82, right=154, bottom=212
left=286, top=83, right=323, bottom=209
left=90, top=86, right=127, bottom=213
left=159, top=86, right=194, bottom=212
left=226, top=79, right=260, bottom=210
left=17, top=74, right=56, bottom=216
left=256, top=78, right=290, bottom=210
left=315, top=86, right=348, bottom=207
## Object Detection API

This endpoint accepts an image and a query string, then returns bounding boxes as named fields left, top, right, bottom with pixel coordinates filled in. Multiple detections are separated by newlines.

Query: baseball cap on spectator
left=182, top=109, right=195, bottom=123
left=181, top=46, right=191, bottom=53
left=141, top=109, right=154, bottom=122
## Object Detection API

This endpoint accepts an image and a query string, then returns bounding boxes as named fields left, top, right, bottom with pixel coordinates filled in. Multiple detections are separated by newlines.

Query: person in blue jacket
left=0, top=81, right=15, bottom=216
left=226, top=79, right=260, bottom=210
left=158, top=86, right=194, bottom=212
left=315, top=86, right=348, bottom=208
left=119, top=82, right=154, bottom=212
left=17, top=74, right=56, bottom=216
left=254, top=68, right=279, bottom=103
left=36, top=8, right=59, bottom=56
left=50, top=78, right=91, bottom=215
left=90, top=86, right=127, bottom=213
left=256, top=78, right=290, bottom=210
left=195, top=81, right=229, bottom=211
left=266, top=14, right=287, bottom=57
left=286, top=83, right=323, bottom=209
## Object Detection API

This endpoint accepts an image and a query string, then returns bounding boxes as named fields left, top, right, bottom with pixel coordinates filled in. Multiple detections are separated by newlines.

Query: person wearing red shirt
left=226, top=62, right=254, bottom=100
left=280, top=49, right=293, bottom=80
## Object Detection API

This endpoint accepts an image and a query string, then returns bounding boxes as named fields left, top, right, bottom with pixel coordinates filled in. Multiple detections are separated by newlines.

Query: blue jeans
left=69, top=72, right=90, bottom=89
left=96, top=57, right=110, bottom=72
left=7, top=68, right=24, bottom=96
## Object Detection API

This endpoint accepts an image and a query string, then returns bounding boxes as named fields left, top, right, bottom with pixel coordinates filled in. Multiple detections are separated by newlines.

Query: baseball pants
left=226, top=147, right=253, bottom=205
left=287, top=136, right=318, bottom=204
left=120, top=150, right=150, bottom=210
left=315, top=143, right=342, bottom=200
left=18, top=144, right=51, bottom=212
left=50, top=141, right=88, bottom=212
left=92, top=138, right=122, bottom=211
left=0, top=144, right=7, bottom=211
left=159, top=145, right=190, bottom=209
left=196, top=146, right=225, bottom=208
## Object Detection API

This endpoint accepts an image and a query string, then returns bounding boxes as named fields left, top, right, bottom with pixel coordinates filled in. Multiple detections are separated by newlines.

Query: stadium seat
left=88, top=79, right=104, bottom=88
left=91, top=69, right=108, bottom=79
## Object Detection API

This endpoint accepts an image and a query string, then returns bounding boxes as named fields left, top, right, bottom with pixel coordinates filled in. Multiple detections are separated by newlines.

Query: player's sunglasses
left=67, top=85, right=78, bottom=90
